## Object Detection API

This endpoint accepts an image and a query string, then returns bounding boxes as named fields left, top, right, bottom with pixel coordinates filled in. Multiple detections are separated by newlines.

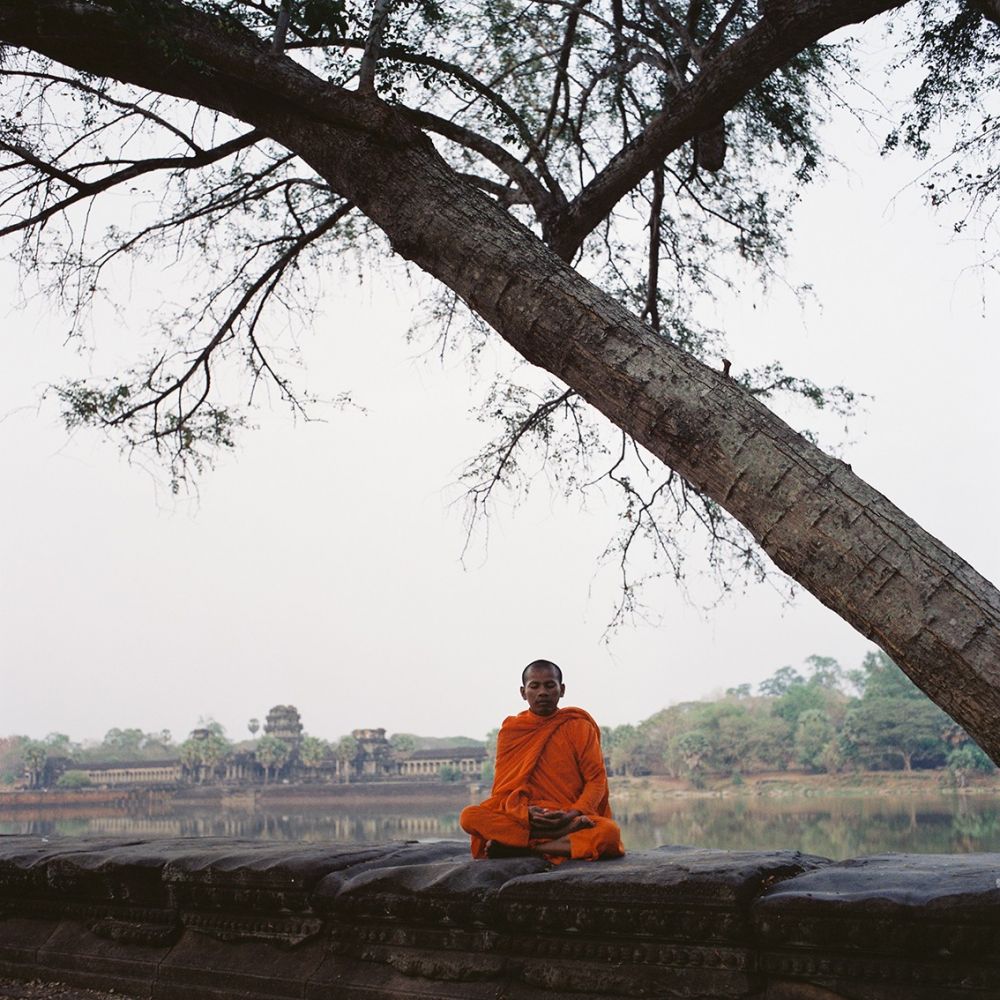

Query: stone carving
left=1, top=837, right=1000, bottom=998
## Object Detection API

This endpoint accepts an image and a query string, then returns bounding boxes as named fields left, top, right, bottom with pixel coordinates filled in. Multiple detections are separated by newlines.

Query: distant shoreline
left=4, top=770, right=998, bottom=816
left=609, top=770, right=1000, bottom=800
left=0, top=780, right=478, bottom=814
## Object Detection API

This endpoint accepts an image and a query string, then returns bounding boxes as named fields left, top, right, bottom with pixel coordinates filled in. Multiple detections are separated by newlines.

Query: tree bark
left=3, top=1, right=1000, bottom=761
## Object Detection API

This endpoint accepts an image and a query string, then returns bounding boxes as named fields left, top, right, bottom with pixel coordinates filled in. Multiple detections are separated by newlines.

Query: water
left=3, top=792, right=1000, bottom=859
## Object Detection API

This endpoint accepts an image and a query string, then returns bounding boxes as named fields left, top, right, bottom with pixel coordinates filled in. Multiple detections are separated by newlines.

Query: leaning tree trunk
left=3, top=1, right=1000, bottom=759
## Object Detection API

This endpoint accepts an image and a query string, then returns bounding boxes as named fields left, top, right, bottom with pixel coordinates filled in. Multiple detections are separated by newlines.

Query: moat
left=4, top=789, right=1000, bottom=858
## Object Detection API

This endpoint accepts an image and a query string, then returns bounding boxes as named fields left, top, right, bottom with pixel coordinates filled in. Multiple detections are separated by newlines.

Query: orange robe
left=460, top=706, right=624, bottom=861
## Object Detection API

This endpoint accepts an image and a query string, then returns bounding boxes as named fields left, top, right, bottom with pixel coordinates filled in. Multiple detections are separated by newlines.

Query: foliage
left=611, top=650, right=982, bottom=786
left=298, top=735, right=329, bottom=770
left=480, top=758, right=495, bottom=787
left=388, top=733, right=417, bottom=754
left=77, top=728, right=176, bottom=763
left=947, top=744, right=996, bottom=787
left=334, top=734, right=359, bottom=781
left=20, top=740, right=48, bottom=787
left=179, top=730, right=233, bottom=781
left=0, top=735, right=28, bottom=785
left=437, top=764, right=463, bottom=782
left=794, top=709, right=836, bottom=773
left=885, top=0, right=1000, bottom=237
left=0, top=0, right=883, bottom=605
left=55, top=769, right=93, bottom=789
left=255, top=734, right=292, bottom=780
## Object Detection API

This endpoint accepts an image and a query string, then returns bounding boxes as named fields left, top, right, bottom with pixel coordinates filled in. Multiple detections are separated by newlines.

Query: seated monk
left=460, top=659, right=624, bottom=861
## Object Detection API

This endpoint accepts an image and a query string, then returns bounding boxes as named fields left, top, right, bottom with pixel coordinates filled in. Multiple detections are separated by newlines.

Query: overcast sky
left=2, top=25, right=998, bottom=747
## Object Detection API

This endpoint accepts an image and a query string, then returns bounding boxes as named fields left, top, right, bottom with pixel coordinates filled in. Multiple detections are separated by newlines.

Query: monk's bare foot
left=485, top=840, right=533, bottom=859
left=529, top=835, right=572, bottom=857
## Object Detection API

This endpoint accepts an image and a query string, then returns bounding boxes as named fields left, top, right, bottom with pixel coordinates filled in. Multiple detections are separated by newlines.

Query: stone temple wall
left=0, top=836, right=998, bottom=999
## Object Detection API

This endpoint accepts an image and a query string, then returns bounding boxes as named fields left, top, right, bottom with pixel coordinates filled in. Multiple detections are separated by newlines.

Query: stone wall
left=0, top=836, right=998, bottom=999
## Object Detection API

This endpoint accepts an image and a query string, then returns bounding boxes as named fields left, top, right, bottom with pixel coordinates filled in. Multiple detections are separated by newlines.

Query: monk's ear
left=520, top=685, right=527, bottom=701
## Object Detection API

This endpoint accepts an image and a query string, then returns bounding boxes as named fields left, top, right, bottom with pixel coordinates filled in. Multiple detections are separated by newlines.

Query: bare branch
left=107, top=203, right=352, bottom=436
left=0, top=129, right=263, bottom=238
left=642, top=166, right=664, bottom=333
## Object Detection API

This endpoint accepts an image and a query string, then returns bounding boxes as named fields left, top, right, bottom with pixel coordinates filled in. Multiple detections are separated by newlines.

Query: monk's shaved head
left=521, top=659, right=563, bottom=684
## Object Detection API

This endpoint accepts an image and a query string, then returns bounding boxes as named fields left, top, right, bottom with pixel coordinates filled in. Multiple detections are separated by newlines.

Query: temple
left=31, top=707, right=489, bottom=789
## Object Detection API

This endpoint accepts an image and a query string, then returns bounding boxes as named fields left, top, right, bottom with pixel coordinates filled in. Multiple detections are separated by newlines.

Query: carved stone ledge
left=753, top=853, right=1000, bottom=1000
left=495, top=846, right=828, bottom=943
left=1, top=838, right=1000, bottom=999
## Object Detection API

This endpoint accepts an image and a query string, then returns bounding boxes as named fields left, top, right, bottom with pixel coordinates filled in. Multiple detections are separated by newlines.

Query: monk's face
left=520, top=665, right=565, bottom=716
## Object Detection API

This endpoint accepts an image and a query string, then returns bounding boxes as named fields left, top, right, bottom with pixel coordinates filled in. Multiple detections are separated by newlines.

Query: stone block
left=154, top=929, right=325, bottom=1000
left=753, top=853, right=1000, bottom=1000
left=496, top=846, right=830, bottom=943
left=486, top=846, right=829, bottom=999
left=0, top=917, right=59, bottom=979
left=316, top=846, right=539, bottom=925
left=0, top=838, right=143, bottom=910
left=307, top=951, right=510, bottom=999
left=35, top=916, right=173, bottom=996
left=164, top=840, right=404, bottom=915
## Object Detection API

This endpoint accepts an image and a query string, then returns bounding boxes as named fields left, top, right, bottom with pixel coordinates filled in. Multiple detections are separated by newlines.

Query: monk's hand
left=530, top=807, right=576, bottom=827
left=529, top=808, right=590, bottom=839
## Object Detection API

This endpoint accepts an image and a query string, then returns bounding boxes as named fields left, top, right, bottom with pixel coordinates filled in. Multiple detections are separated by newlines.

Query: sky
left=1, top=23, right=998, bottom=748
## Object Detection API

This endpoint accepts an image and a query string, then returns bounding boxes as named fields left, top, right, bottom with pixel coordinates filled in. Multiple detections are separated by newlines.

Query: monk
left=460, top=659, right=624, bottom=861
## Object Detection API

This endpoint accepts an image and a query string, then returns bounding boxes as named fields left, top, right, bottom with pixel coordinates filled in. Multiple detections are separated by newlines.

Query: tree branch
left=358, top=0, right=393, bottom=95
left=0, top=129, right=263, bottom=238
left=547, top=0, right=909, bottom=258
left=397, top=107, right=559, bottom=228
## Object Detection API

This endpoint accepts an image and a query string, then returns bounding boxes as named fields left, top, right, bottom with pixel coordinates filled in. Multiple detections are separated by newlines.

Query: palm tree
left=22, top=742, right=48, bottom=789
left=178, top=740, right=202, bottom=783
left=298, top=736, right=328, bottom=781
left=255, top=735, right=290, bottom=784
left=335, top=735, right=358, bottom=784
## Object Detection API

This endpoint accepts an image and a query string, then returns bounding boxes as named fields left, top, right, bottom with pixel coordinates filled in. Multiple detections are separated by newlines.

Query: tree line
left=1, top=721, right=424, bottom=789
left=601, top=652, right=996, bottom=787
left=3, top=650, right=995, bottom=791
left=1, top=722, right=488, bottom=789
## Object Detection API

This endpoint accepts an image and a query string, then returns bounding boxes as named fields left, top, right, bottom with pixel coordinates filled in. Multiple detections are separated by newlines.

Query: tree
left=2, top=0, right=1000, bottom=759
left=197, top=731, right=231, bottom=780
left=794, top=708, right=835, bottom=772
left=758, top=667, right=806, bottom=698
left=178, top=738, right=203, bottom=782
left=670, top=730, right=712, bottom=788
left=334, top=734, right=359, bottom=783
left=298, top=735, right=329, bottom=778
left=101, top=728, right=146, bottom=758
left=607, top=724, right=644, bottom=776
left=844, top=697, right=948, bottom=771
left=43, top=732, right=77, bottom=759
left=389, top=733, right=417, bottom=755
left=248, top=718, right=260, bottom=739
left=255, top=734, right=291, bottom=782
left=56, top=770, right=93, bottom=789
left=947, top=745, right=995, bottom=788
left=0, top=736, right=28, bottom=786
left=21, top=741, right=48, bottom=789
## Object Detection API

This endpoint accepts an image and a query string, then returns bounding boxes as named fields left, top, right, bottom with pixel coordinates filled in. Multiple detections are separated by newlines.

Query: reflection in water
left=3, top=795, right=1000, bottom=858
left=614, top=794, right=1000, bottom=857
left=0, top=808, right=466, bottom=844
